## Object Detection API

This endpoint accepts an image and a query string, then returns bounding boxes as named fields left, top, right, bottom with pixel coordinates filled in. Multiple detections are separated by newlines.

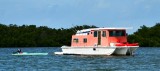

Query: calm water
left=0, top=47, right=159, bottom=71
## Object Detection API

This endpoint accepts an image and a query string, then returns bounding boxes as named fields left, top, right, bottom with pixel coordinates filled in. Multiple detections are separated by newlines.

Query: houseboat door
left=98, top=31, right=101, bottom=45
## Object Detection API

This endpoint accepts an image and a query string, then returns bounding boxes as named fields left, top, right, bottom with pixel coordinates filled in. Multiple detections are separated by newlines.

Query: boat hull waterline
left=55, top=46, right=116, bottom=55
left=55, top=46, right=139, bottom=55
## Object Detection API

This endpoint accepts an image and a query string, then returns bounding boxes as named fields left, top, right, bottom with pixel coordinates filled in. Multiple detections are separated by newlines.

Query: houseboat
left=55, top=27, right=139, bottom=55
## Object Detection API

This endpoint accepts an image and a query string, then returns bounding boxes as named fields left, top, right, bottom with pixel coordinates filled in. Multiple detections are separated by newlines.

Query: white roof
left=76, top=27, right=132, bottom=33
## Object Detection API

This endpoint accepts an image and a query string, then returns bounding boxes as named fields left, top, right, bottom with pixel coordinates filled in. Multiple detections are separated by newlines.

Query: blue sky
left=0, top=0, right=160, bottom=34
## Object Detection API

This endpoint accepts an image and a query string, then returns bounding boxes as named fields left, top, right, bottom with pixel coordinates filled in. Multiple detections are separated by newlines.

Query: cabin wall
left=100, top=30, right=109, bottom=46
left=87, top=32, right=98, bottom=46
left=71, top=35, right=87, bottom=47
left=71, top=29, right=127, bottom=47
left=71, top=31, right=98, bottom=47
left=108, top=37, right=127, bottom=43
left=71, top=30, right=110, bottom=47
left=107, top=30, right=127, bottom=46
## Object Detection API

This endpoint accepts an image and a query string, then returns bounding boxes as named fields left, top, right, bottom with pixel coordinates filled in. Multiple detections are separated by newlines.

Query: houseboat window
left=73, top=38, right=78, bottom=43
left=109, top=30, right=125, bottom=37
left=102, top=31, right=106, bottom=37
left=83, top=38, right=87, bottom=43
left=94, top=31, right=97, bottom=37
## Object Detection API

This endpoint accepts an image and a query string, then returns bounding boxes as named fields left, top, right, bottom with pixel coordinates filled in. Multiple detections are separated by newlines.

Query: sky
left=0, top=0, right=160, bottom=34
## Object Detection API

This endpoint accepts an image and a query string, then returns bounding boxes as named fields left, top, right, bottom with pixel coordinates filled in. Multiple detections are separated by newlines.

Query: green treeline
left=128, top=23, right=160, bottom=47
left=0, top=24, right=96, bottom=47
left=0, top=23, right=160, bottom=47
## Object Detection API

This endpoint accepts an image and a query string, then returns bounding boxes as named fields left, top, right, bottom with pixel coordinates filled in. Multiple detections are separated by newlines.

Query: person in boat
left=17, top=49, right=22, bottom=53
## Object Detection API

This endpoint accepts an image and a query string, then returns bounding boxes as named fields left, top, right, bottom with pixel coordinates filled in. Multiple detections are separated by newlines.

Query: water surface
left=0, top=47, right=159, bottom=71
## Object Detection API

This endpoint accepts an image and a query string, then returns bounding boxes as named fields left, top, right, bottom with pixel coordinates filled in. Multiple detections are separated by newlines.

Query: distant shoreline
left=0, top=23, right=160, bottom=47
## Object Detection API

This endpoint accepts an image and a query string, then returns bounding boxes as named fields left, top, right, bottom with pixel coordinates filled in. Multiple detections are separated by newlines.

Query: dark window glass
left=109, top=30, right=125, bottom=37
left=102, top=31, right=106, bottom=37
left=83, top=38, right=87, bottom=43
left=87, top=33, right=89, bottom=35
left=73, top=38, right=78, bottom=43
left=94, top=31, right=97, bottom=37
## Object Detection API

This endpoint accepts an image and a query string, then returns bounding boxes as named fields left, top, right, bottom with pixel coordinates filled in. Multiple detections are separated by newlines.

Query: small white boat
left=12, top=52, right=48, bottom=55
